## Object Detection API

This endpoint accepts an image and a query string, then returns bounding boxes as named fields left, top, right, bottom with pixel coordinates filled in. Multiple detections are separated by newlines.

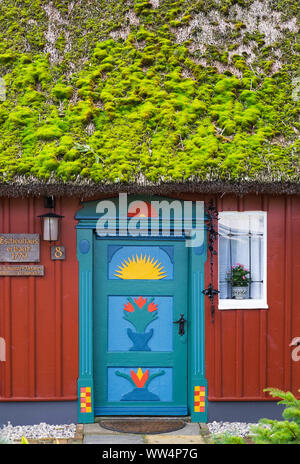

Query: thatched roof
left=0, top=0, right=299, bottom=197
left=0, top=179, right=298, bottom=198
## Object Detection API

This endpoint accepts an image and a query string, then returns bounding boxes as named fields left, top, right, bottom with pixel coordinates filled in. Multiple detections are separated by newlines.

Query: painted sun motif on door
left=114, top=253, right=167, bottom=280
left=108, top=245, right=174, bottom=280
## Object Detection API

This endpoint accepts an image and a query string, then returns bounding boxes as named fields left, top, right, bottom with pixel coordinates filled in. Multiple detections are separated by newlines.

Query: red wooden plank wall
left=0, top=197, right=79, bottom=401
left=0, top=193, right=299, bottom=403
left=205, top=194, right=300, bottom=401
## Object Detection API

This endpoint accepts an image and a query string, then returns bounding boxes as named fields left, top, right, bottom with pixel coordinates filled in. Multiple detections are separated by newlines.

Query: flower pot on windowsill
left=232, top=286, right=248, bottom=300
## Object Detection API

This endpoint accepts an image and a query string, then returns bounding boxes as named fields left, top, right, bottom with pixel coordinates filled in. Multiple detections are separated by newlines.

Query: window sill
left=218, top=300, right=268, bottom=310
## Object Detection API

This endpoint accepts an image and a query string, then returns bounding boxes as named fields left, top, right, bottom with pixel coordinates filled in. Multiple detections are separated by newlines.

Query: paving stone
left=83, top=434, right=145, bottom=444
left=159, top=422, right=201, bottom=436
left=145, top=434, right=205, bottom=445
left=84, top=423, right=119, bottom=435
left=199, top=423, right=210, bottom=436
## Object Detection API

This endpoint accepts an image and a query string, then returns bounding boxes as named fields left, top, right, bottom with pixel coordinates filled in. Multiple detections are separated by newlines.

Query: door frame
left=76, top=196, right=208, bottom=423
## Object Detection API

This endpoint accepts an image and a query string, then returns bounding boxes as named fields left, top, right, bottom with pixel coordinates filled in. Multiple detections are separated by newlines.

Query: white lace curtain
left=218, top=212, right=266, bottom=300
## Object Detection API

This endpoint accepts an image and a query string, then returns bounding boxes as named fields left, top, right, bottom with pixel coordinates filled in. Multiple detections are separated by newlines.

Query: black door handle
left=173, top=314, right=187, bottom=336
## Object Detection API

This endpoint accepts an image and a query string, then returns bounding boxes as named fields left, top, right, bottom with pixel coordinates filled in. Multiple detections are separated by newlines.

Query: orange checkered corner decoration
left=80, top=387, right=92, bottom=413
left=194, top=386, right=206, bottom=413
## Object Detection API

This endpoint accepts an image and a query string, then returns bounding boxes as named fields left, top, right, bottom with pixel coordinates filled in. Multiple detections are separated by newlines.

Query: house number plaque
left=51, top=246, right=65, bottom=260
left=0, top=234, right=40, bottom=262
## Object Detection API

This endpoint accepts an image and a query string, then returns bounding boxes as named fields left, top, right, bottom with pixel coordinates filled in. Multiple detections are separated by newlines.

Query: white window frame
left=218, top=211, right=268, bottom=310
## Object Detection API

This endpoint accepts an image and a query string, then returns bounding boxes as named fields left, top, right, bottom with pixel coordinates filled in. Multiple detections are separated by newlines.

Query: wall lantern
left=38, top=196, right=64, bottom=242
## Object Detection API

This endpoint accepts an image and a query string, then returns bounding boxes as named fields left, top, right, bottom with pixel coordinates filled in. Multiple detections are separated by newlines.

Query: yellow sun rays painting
left=114, top=253, right=167, bottom=280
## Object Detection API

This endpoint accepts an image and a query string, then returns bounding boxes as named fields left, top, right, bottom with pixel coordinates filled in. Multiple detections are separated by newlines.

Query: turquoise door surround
left=76, top=197, right=207, bottom=423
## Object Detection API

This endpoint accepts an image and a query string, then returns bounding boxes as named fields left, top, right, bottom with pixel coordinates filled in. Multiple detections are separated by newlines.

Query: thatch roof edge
left=0, top=180, right=299, bottom=199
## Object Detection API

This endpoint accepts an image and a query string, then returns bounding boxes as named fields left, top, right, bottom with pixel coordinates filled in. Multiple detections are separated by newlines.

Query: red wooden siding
left=0, top=193, right=299, bottom=404
left=205, top=194, right=300, bottom=401
left=0, top=197, right=79, bottom=401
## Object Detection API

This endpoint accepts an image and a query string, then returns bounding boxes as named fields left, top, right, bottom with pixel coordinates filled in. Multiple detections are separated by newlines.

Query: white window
left=218, top=211, right=267, bottom=310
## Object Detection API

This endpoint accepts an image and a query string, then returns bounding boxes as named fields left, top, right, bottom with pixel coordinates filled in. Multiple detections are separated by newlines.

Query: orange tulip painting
left=123, top=301, right=134, bottom=312
left=130, top=368, right=149, bottom=388
left=133, top=296, right=148, bottom=309
left=148, top=301, right=158, bottom=312
left=124, top=296, right=148, bottom=312
left=115, top=368, right=165, bottom=401
left=123, top=296, right=158, bottom=334
left=123, top=296, right=157, bottom=313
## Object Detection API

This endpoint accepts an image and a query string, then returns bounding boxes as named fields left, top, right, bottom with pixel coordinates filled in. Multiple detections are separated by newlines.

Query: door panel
left=107, top=367, right=173, bottom=402
left=94, top=239, right=188, bottom=415
left=107, top=296, right=174, bottom=352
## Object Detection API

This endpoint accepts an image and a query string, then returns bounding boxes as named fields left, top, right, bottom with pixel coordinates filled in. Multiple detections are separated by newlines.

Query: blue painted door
left=94, top=239, right=188, bottom=416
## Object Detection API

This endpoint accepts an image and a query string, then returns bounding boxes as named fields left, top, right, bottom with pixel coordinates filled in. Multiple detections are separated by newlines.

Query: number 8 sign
left=51, top=246, right=66, bottom=260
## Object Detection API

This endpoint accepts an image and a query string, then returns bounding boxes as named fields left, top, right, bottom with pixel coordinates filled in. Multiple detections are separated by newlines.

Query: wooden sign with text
left=0, top=265, right=44, bottom=276
left=0, top=234, right=40, bottom=262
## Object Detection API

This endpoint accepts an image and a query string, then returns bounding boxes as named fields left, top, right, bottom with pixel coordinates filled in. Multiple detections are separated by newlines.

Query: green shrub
left=211, top=388, right=300, bottom=445
left=250, top=388, right=300, bottom=444
left=211, top=432, right=245, bottom=444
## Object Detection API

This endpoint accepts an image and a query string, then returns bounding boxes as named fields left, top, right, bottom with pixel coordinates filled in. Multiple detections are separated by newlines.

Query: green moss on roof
left=0, top=0, right=299, bottom=193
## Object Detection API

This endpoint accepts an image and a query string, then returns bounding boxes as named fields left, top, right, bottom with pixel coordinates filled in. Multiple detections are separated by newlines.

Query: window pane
left=231, top=235, right=249, bottom=270
left=220, top=214, right=249, bottom=235
left=250, top=235, right=263, bottom=282
left=250, top=281, right=263, bottom=299
left=250, top=214, right=264, bottom=235
left=219, top=234, right=230, bottom=298
left=219, top=280, right=230, bottom=299
left=218, top=212, right=266, bottom=303
left=219, top=235, right=230, bottom=277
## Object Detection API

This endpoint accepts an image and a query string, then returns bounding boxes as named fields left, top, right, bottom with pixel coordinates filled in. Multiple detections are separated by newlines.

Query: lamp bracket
left=44, top=196, right=55, bottom=209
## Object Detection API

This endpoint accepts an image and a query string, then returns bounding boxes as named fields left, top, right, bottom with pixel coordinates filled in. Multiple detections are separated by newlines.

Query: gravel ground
left=0, top=420, right=258, bottom=442
left=207, top=421, right=258, bottom=437
left=0, top=422, right=76, bottom=442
